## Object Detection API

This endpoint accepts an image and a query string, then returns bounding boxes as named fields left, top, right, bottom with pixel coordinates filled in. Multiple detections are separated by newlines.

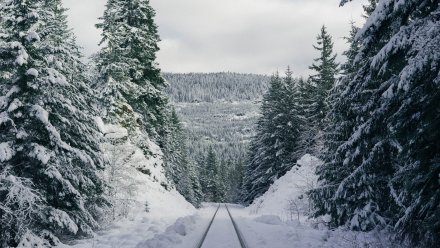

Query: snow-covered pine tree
left=243, top=69, right=304, bottom=203
left=214, top=159, right=227, bottom=202
left=311, top=0, right=440, bottom=246
left=175, top=153, right=195, bottom=205
left=309, top=22, right=364, bottom=228
left=304, top=26, right=339, bottom=154
left=0, top=0, right=107, bottom=245
left=162, top=109, right=184, bottom=186
left=163, top=108, right=204, bottom=206
left=204, top=146, right=220, bottom=202
left=187, top=159, right=204, bottom=207
left=308, top=26, right=339, bottom=122
left=95, top=0, right=168, bottom=145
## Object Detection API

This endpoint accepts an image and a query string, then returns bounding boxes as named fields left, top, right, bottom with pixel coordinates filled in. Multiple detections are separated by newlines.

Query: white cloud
left=63, top=0, right=367, bottom=76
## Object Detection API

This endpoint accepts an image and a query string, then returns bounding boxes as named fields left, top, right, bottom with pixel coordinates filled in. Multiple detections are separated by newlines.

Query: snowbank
left=68, top=119, right=195, bottom=248
left=248, top=154, right=322, bottom=220
left=244, top=154, right=400, bottom=248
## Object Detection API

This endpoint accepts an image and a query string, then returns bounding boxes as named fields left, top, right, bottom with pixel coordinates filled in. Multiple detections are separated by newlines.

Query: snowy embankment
left=66, top=151, right=397, bottom=248
left=248, top=154, right=321, bottom=220
left=67, top=119, right=195, bottom=248
left=242, top=154, right=397, bottom=248
left=133, top=155, right=395, bottom=248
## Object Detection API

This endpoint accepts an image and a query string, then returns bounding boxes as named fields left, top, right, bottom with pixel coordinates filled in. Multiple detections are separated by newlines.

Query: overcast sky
left=63, top=0, right=366, bottom=76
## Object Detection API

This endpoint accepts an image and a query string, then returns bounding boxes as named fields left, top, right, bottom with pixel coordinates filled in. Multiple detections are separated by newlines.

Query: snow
left=26, top=31, right=40, bottom=42
left=0, top=85, right=20, bottom=109
left=26, top=68, right=38, bottom=77
left=199, top=206, right=241, bottom=248
left=67, top=119, right=195, bottom=248
left=47, top=68, right=69, bottom=86
left=254, top=215, right=283, bottom=225
left=14, top=43, right=29, bottom=65
left=248, top=154, right=322, bottom=219
left=32, top=105, right=94, bottom=165
left=7, top=98, right=22, bottom=112
left=48, top=209, right=79, bottom=234
left=29, top=143, right=52, bottom=164
left=0, top=142, right=14, bottom=162
left=95, top=117, right=128, bottom=139
left=17, top=231, right=47, bottom=248
left=130, top=203, right=397, bottom=248
left=68, top=171, right=195, bottom=248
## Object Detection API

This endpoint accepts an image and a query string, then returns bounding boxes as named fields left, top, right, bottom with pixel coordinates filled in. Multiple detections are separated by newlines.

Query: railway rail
left=195, top=204, right=248, bottom=248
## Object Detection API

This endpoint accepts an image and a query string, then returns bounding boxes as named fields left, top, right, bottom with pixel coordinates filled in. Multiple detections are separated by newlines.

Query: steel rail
left=194, top=204, right=221, bottom=248
left=225, top=204, right=249, bottom=248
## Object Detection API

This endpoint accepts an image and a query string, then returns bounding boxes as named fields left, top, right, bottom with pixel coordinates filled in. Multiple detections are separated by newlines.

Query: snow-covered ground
left=133, top=154, right=397, bottom=248
left=66, top=154, right=397, bottom=248
left=66, top=171, right=195, bottom=248
left=64, top=119, right=196, bottom=248
left=248, top=154, right=321, bottom=221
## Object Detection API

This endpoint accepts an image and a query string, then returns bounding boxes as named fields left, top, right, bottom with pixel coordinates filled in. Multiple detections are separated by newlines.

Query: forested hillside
left=164, top=72, right=269, bottom=202
left=164, top=72, right=269, bottom=103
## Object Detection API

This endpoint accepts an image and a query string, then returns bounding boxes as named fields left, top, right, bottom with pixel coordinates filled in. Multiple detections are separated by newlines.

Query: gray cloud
left=63, top=0, right=366, bottom=76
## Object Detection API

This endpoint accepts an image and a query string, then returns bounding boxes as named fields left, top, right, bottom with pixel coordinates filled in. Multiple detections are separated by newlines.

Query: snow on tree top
left=26, top=68, right=38, bottom=77
left=0, top=142, right=14, bottom=162
left=26, top=31, right=40, bottom=42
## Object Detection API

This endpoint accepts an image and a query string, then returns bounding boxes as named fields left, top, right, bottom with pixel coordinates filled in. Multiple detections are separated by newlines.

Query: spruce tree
left=163, top=109, right=184, bottom=186
left=303, top=26, right=339, bottom=154
left=203, top=146, right=219, bottom=202
left=311, top=1, right=440, bottom=246
left=0, top=0, right=107, bottom=245
left=309, top=22, right=364, bottom=228
left=214, top=159, right=227, bottom=202
left=188, top=161, right=204, bottom=207
left=243, top=69, right=304, bottom=203
left=95, top=0, right=168, bottom=144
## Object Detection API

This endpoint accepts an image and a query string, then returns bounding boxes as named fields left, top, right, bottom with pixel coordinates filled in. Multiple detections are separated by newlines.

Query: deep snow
left=65, top=154, right=399, bottom=248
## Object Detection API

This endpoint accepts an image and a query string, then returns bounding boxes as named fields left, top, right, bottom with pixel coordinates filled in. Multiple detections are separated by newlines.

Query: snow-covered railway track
left=196, top=204, right=248, bottom=248
left=225, top=204, right=249, bottom=248
left=195, top=204, right=221, bottom=248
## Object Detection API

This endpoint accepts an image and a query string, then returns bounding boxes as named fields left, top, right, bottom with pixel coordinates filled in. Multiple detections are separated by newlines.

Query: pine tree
left=243, top=69, right=304, bottom=203
left=188, top=161, right=204, bottom=207
left=309, top=22, right=364, bottom=229
left=163, top=109, right=184, bottom=186
left=214, top=159, right=227, bottom=202
left=303, top=26, right=340, bottom=154
left=95, top=0, right=168, bottom=144
left=311, top=1, right=440, bottom=246
left=0, top=0, right=107, bottom=245
left=203, top=146, right=219, bottom=202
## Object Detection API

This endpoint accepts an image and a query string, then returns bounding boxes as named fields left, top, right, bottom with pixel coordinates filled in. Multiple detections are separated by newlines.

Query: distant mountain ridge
left=164, top=72, right=270, bottom=201
left=164, top=72, right=270, bottom=103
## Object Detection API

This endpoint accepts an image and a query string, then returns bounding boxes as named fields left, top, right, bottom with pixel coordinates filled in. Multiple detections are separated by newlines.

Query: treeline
left=244, top=0, right=439, bottom=247
left=0, top=0, right=199, bottom=246
left=164, top=72, right=269, bottom=103
left=243, top=25, right=338, bottom=203
left=166, top=73, right=267, bottom=203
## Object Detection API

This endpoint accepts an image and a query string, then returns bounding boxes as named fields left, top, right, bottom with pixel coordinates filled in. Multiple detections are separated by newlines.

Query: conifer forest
left=0, top=0, right=439, bottom=247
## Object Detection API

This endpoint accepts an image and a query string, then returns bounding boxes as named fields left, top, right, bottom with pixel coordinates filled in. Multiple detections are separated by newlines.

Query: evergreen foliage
left=165, top=72, right=268, bottom=203
left=310, top=1, right=440, bottom=246
left=95, top=0, right=168, bottom=143
left=164, top=72, right=269, bottom=103
left=164, top=108, right=203, bottom=206
left=243, top=69, right=304, bottom=203
left=200, top=146, right=218, bottom=202
left=0, top=0, right=107, bottom=245
left=303, top=26, right=339, bottom=154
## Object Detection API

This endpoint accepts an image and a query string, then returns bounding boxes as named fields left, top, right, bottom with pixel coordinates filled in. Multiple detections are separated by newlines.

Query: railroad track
left=195, top=204, right=249, bottom=248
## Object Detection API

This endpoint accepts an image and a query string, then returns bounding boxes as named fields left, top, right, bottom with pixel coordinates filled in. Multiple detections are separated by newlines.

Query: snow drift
left=248, top=154, right=322, bottom=220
